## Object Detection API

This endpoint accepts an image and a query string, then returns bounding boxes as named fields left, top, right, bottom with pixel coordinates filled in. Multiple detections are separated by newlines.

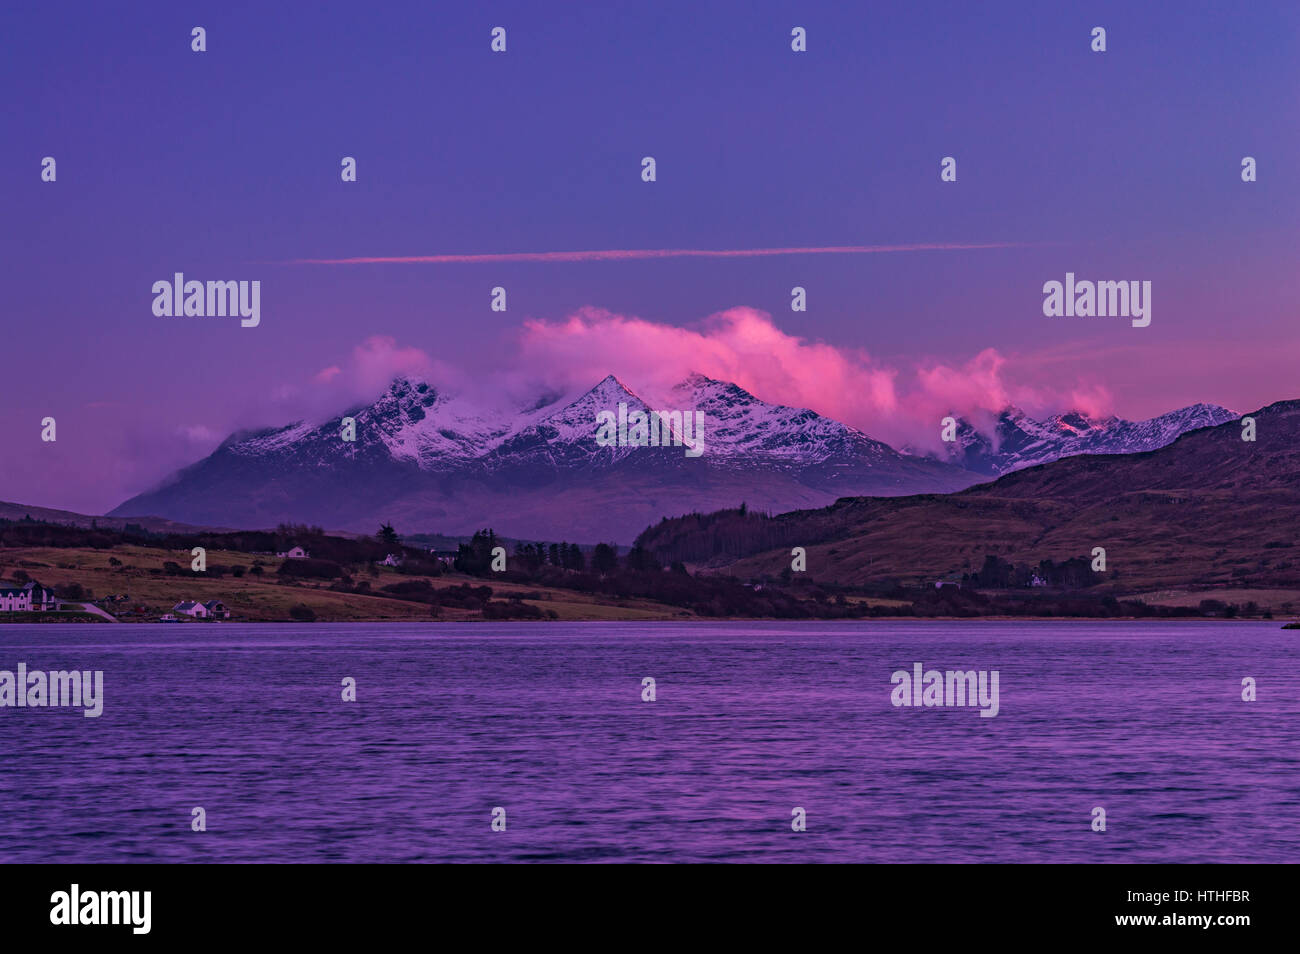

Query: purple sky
left=3, top=1, right=1298, bottom=514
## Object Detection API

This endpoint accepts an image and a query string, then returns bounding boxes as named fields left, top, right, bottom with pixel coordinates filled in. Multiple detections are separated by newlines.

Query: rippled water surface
left=1, top=620, right=1297, bottom=862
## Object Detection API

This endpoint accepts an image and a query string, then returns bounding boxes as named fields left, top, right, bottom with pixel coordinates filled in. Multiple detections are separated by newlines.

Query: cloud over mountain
left=509, top=306, right=1114, bottom=450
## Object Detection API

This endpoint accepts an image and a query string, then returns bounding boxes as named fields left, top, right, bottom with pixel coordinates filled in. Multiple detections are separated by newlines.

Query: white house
left=1, top=580, right=57, bottom=613
left=379, top=553, right=403, bottom=567
left=276, top=546, right=309, bottom=559
left=173, top=600, right=208, bottom=618
left=0, top=586, right=33, bottom=612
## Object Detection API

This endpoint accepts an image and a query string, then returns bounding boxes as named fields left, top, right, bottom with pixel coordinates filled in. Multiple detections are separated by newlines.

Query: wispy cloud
left=277, top=242, right=1032, bottom=266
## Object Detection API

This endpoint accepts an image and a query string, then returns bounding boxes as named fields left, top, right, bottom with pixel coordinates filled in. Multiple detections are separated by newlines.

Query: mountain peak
left=1165, top=401, right=1235, bottom=418
left=580, top=374, right=642, bottom=404
left=671, top=372, right=760, bottom=405
left=677, top=370, right=718, bottom=387
left=385, top=374, right=432, bottom=393
left=925, top=401, right=1240, bottom=476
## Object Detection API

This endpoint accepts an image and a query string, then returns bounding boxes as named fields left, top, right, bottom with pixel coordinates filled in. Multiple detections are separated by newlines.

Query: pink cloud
left=254, top=312, right=1119, bottom=454
left=914, top=348, right=1015, bottom=419
left=259, top=336, right=453, bottom=425
left=1064, top=383, right=1114, bottom=418
left=515, top=305, right=898, bottom=421
left=511, top=307, right=1110, bottom=448
left=348, top=336, right=436, bottom=393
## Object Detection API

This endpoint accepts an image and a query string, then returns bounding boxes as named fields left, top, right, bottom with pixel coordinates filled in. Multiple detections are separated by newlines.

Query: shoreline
left=2, top=614, right=1291, bottom=625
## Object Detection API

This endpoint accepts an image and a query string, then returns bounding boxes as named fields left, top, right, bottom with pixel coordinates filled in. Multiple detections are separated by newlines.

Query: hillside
left=638, top=400, right=1300, bottom=601
left=0, top=501, right=231, bottom=535
left=0, top=544, right=690, bottom=623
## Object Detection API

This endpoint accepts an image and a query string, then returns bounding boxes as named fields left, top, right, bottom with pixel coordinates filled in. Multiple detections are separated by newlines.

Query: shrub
left=380, top=578, right=435, bottom=600
left=482, top=598, right=546, bottom=620
left=397, top=559, right=445, bottom=577
left=431, top=584, right=493, bottom=609
left=277, top=558, right=343, bottom=580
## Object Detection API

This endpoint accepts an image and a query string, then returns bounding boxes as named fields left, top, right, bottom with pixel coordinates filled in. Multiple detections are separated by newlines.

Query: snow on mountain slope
left=918, top=403, right=1238, bottom=475
left=665, top=372, right=894, bottom=464
left=224, top=379, right=509, bottom=468
left=482, top=374, right=658, bottom=474
left=212, top=372, right=979, bottom=478
left=111, top=373, right=1231, bottom=541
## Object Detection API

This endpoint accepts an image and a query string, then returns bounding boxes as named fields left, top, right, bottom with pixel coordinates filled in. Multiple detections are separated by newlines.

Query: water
left=0, top=620, right=1296, bottom=863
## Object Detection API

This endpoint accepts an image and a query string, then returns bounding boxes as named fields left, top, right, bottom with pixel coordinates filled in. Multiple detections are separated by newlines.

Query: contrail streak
left=279, top=242, right=1030, bottom=265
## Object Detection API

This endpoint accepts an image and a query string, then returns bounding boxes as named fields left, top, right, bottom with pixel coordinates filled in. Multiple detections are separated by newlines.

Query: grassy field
left=1128, top=587, right=1300, bottom=616
left=0, top=545, right=692, bottom=623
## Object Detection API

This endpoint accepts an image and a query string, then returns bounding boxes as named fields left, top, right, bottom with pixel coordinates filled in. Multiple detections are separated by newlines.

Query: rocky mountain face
left=110, top=374, right=975, bottom=541
left=916, top=403, right=1238, bottom=475
left=110, top=374, right=1238, bottom=544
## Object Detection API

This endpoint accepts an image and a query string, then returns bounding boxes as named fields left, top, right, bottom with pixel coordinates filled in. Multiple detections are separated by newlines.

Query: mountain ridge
left=109, top=374, right=1240, bottom=543
left=638, top=399, right=1298, bottom=594
left=914, top=402, right=1238, bottom=475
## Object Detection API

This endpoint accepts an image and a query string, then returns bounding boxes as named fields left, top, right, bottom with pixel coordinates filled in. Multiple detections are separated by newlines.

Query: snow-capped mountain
left=227, top=379, right=514, bottom=472
left=919, top=403, right=1239, bottom=475
left=667, top=372, right=894, bottom=465
left=109, top=375, right=1236, bottom=542
left=481, top=374, right=654, bottom=476
left=109, top=373, right=977, bottom=542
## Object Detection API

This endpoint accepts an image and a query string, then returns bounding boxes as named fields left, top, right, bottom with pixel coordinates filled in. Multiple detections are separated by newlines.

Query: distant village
left=0, top=573, right=233, bottom=622
left=1, top=539, right=460, bottom=622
